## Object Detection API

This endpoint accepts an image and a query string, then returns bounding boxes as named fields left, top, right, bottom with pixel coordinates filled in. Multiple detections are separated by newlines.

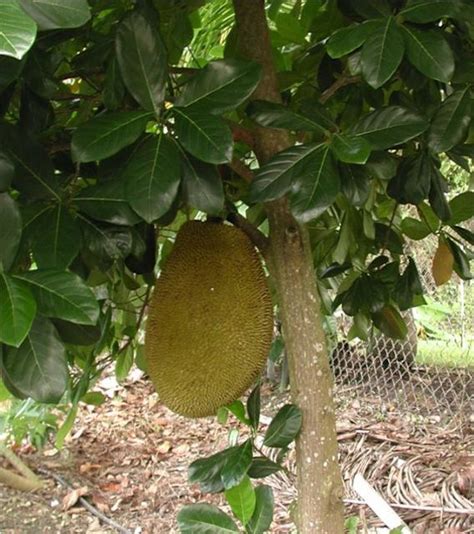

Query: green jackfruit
left=145, top=220, right=273, bottom=417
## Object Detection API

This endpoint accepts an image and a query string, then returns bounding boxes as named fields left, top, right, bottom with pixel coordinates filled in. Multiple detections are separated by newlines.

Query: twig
left=227, top=212, right=270, bottom=257
left=0, top=467, right=43, bottom=492
left=319, top=75, right=360, bottom=105
left=37, top=468, right=132, bottom=534
left=228, top=158, right=255, bottom=183
left=344, top=498, right=474, bottom=516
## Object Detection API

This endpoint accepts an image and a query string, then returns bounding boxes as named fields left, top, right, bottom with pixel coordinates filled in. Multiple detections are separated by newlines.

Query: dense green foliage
left=0, top=0, right=473, bottom=529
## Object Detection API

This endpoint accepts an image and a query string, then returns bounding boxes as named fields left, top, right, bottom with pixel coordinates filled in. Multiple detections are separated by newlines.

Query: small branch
left=228, top=158, right=255, bottom=183
left=227, top=212, right=269, bottom=257
left=52, top=93, right=99, bottom=101
left=38, top=468, right=132, bottom=534
left=169, top=66, right=200, bottom=75
left=319, top=75, right=360, bottom=105
left=226, top=120, right=256, bottom=148
left=0, top=444, right=41, bottom=482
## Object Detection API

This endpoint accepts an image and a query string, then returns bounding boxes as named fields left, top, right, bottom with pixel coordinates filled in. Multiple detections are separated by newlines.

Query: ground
left=0, top=370, right=473, bottom=533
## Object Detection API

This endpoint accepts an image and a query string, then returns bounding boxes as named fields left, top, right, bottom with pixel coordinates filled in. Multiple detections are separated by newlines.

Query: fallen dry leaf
left=63, top=486, right=89, bottom=510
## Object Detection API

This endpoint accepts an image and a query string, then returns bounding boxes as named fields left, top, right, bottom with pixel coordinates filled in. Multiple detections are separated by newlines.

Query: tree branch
left=227, top=212, right=269, bottom=257
left=319, top=75, right=360, bottom=105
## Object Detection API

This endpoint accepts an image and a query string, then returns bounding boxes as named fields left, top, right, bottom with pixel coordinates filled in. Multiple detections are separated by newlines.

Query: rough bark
left=232, top=1, right=345, bottom=532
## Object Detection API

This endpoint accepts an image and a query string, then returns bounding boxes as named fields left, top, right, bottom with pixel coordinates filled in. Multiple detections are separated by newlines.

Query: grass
left=416, top=339, right=473, bottom=368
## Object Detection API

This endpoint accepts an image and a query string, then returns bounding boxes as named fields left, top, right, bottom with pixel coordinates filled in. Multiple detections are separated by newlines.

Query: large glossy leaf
left=31, top=205, right=81, bottom=269
left=116, top=10, right=167, bottom=113
left=189, top=448, right=233, bottom=494
left=247, top=385, right=260, bottom=430
left=177, top=504, right=239, bottom=534
left=372, top=305, right=408, bottom=340
left=361, top=17, right=404, bottom=89
left=250, top=144, right=322, bottom=202
left=1, top=315, right=67, bottom=403
left=248, top=457, right=282, bottom=479
left=400, top=0, right=461, bottom=23
left=103, top=57, right=125, bottom=111
left=432, top=239, right=454, bottom=286
left=0, top=0, right=37, bottom=59
left=75, top=177, right=142, bottom=226
left=331, top=134, right=371, bottom=164
left=350, top=106, right=429, bottom=150
left=263, top=404, right=302, bottom=448
left=173, top=107, right=233, bottom=164
left=225, top=476, right=256, bottom=526
left=221, top=439, right=253, bottom=490
left=402, top=25, right=454, bottom=83
left=181, top=156, right=224, bottom=215
left=247, top=485, right=274, bottom=534
left=79, top=216, right=133, bottom=265
left=247, top=101, right=327, bottom=133
left=0, top=124, right=58, bottom=200
left=387, top=153, right=432, bottom=205
left=176, top=59, right=261, bottom=115
left=428, top=87, right=472, bottom=153
left=448, top=192, right=474, bottom=225
left=18, top=0, right=90, bottom=30
left=15, top=270, right=99, bottom=326
left=290, top=145, right=340, bottom=223
left=428, top=166, right=451, bottom=221
left=0, top=152, right=15, bottom=191
left=0, top=273, right=36, bottom=347
left=124, top=135, right=181, bottom=223
left=0, top=193, right=22, bottom=271
left=326, top=20, right=379, bottom=59
left=71, top=111, right=152, bottom=163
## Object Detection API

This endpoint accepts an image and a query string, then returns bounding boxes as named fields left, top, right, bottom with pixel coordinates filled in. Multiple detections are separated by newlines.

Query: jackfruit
left=145, top=220, right=273, bottom=417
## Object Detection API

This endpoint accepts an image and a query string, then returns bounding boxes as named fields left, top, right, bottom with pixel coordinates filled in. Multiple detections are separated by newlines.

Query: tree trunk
left=232, top=1, right=345, bottom=532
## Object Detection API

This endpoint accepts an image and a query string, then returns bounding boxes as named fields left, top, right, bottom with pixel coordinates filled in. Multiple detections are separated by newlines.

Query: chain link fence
left=329, top=234, right=473, bottom=417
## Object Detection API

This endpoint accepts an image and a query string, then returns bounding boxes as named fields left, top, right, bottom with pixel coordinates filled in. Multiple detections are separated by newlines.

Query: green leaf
left=75, top=177, right=142, bottom=226
left=290, top=145, right=340, bottom=223
left=177, top=504, right=239, bottom=533
left=340, top=165, right=370, bottom=206
left=225, top=476, right=256, bottom=526
left=396, top=257, right=425, bottom=310
left=18, top=0, right=90, bottom=30
left=0, top=273, right=36, bottom=347
left=372, top=305, right=408, bottom=339
left=2, top=315, right=67, bottom=403
left=402, top=25, right=454, bottom=83
left=361, top=17, right=404, bottom=89
left=452, top=225, right=474, bottom=246
left=428, top=166, right=451, bottom=222
left=189, top=448, right=233, bottom=494
left=0, top=152, right=15, bottom=191
left=0, top=193, right=22, bottom=271
left=247, top=384, right=260, bottom=430
left=401, top=217, right=431, bottom=240
left=176, top=59, right=261, bottom=115
left=447, top=238, right=473, bottom=280
left=116, top=10, right=168, bottom=113
left=350, top=106, right=429, bottom=150
left=263, top=404, right=302, bottom=448
left=448, top=192, right=474, bottom=225
left=387, top=153, right=432, bottom=205
left=331, top=134, right=371, bottom=164
left=0, top=124, right=58, bottom=200
left=55, top=405, right=77, bottom=448
left=79, top=217, right=133, bottom=264
left=115, top=345, right=134, bottom=382
left=248, top=457, right=282, bottom=479
left=221, top=440, right=253, bottom=490
left=226, top=401, right=250, bottom=425
left=428, top=87, right=472, bottom=153
left=124, top=135, right=181, bottom=223
left=181, top=156, right=224, bottom=215
left=275, top=12, right=307, bottom=44
left=71, top=111, right=152, bottom=163
left=400, top=0, right=461, bottom=23
left=31, top=205, right=81, bottom=269
left=250, top=144, right=322, bottom=202
left=173, top=108, right=233, bottom=164
left=326, top=21, right=379, bottom=59
left=0, top=0, right=37, bottom=59
left=53, top=319, right=101, bottom=346
left=246, top=485, right=274, bottom=534
left=103, top=57, right=125, bottom=111
left=14, top=270, right=99, bottom=326
left=247, top=101, right=327, bottom=133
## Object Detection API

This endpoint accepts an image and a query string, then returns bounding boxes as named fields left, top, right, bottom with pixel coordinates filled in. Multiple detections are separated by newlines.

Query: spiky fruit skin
left=145, top=220, right=273, bottom=418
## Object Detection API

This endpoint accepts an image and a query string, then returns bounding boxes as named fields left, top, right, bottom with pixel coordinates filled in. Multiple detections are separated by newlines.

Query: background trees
left=0, top=0, right=472, bottom=532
